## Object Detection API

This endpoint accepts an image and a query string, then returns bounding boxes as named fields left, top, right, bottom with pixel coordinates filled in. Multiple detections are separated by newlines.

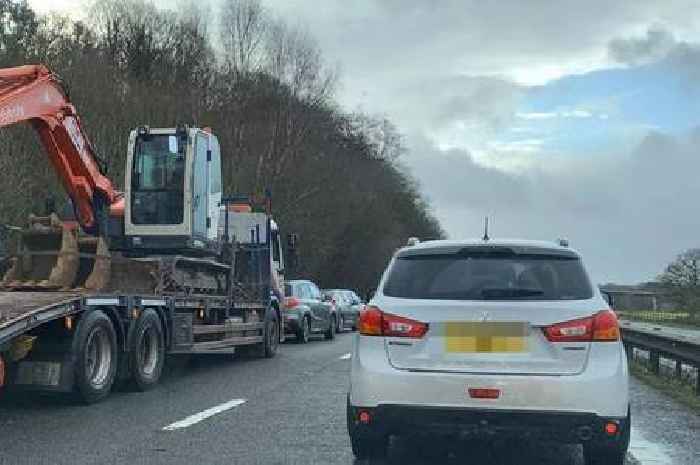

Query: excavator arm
left=0, top=65, right=123, bottom=234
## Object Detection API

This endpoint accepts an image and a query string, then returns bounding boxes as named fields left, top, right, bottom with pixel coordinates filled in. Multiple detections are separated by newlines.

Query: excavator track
left=0, top=215, right=232, bottom=296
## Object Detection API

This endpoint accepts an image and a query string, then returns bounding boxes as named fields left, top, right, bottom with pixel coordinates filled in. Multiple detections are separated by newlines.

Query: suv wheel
left=583, top=445, right=626, bottom=465
left=347, top=397, right=387, bottom=459
left=350, top=431, right=387, bottom=460
left=583, top=408, right=630, bottom=465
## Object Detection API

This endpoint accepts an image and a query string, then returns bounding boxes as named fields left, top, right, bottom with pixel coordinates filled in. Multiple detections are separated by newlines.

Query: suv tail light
left=543, top=310, right=620, bottom=342
left=284, top=297, right=300, bottom=309
left=358, top=306, right=428, bottom=338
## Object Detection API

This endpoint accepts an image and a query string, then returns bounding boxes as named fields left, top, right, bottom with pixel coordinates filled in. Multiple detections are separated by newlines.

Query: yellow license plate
left=444, top=322, right=528, bottom=353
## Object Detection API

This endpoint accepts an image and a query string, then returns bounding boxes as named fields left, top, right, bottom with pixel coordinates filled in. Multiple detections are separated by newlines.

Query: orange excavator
left=0, top=64, right=285, bottom=295
left=0, top=65, right=290, bottom=402
left=0, top=65, right=123, bottom=233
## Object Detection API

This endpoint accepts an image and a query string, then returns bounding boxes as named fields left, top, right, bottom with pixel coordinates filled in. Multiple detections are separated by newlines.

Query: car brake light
left=543, top=310, right=620, bottom=342
left=358, top=306, right=383, bottom=335
left=358, top=306, right=428, bottom=338
left=284, top=297, right=300, bottom=309
left=592, top=310, right=621, bottom=341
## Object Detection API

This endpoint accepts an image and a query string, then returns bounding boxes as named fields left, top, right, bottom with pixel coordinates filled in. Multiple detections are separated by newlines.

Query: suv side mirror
left=601, top=290, right=614, bottom=308
left=322, top=294, right=332, bottom=302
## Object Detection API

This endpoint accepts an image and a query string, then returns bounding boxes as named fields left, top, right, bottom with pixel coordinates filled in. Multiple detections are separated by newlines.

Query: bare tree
left=264, top=18, right=336, bottom=104
left=219, top=0, right=267, bottom=75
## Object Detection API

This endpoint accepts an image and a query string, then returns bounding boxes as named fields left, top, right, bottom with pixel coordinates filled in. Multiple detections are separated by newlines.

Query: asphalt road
left=0, top=332, right=691, bottom=465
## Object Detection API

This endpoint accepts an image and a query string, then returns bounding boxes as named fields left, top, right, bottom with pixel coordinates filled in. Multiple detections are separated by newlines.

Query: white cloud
left=516, top=109, right=595, bottom=120
left=516, top=112, right=558, bottom=120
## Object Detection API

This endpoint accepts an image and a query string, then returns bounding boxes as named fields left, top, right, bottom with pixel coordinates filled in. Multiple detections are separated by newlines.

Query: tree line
left=0, top=0, right=443, bottom=295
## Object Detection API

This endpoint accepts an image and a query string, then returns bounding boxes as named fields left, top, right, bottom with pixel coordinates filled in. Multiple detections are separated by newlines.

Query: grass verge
left=629, top=362, right=700, bottom=414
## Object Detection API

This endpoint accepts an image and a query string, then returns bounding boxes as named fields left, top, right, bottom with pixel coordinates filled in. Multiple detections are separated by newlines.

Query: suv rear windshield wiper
left=480, top=288, right=544, bottom=299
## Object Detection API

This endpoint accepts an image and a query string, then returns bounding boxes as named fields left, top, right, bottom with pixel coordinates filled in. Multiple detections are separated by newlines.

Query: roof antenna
left=483, top=216, right=490, bottom=241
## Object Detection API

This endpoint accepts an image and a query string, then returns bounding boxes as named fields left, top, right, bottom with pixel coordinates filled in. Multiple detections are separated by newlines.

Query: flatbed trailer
left=0, top=289, right=281, bottom=402
left=0, top=240, right=284, bottom=403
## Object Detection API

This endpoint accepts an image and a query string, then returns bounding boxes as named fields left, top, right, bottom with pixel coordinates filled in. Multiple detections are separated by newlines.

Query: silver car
left=323, top=289, right=363, bottom=332
left=348, top=239, right=630, bottom=465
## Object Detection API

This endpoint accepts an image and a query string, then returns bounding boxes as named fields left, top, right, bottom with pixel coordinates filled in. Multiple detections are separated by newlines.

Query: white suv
left=347, top=239, right=630, bottom=465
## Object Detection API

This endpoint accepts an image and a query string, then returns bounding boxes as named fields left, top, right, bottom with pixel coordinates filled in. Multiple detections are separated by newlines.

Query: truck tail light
left=543, top=310, right=620, bottom=342
left=468, top=388, right=500, bottom=399
left=284, top=297, right=300, bottom=309
left=359, top=306, right=428, bottom=338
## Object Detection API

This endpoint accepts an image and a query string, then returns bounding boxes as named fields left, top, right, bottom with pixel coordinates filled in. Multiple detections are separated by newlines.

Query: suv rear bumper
left=348, top=402, right=629, bottom=446
left=350, top=336, right=629, bottom=417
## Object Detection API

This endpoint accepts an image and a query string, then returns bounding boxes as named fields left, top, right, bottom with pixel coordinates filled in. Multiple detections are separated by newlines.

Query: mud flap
left=6, top=351, right=76, bottom=394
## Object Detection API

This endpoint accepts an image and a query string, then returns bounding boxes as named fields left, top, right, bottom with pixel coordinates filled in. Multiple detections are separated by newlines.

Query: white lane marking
left=628, top=428, right=673, bottom=464
left=162, top=399, right=247, bottom=431
left=339, top=353, right=352, bottom=360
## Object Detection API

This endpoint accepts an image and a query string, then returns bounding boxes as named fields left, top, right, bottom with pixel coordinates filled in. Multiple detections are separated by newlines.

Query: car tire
left=347, top=397, right=387, bottom=459
left=583, top=407, right=630, bottom=465
left=583, top=445, right=626, bottom=465
left=325, top=314, right=336, bottom=340
left=73, top=310, right=118, bottom=404
left=337, top=314, right=344, bottom=333
left=296, top=316, right=310, bottom=344
left=129, top=309, right=165, bottom=391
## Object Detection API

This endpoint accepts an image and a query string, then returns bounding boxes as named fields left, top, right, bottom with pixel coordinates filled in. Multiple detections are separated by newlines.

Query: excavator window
left=131, top=134, right=186, bottom=225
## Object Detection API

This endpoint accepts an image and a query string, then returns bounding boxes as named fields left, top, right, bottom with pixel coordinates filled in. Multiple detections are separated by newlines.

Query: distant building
left=599, top=284, right=674, bottom=312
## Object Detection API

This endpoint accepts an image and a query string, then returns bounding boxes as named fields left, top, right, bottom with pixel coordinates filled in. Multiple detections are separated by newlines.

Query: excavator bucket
left=0, top=214, right=107, bottom=291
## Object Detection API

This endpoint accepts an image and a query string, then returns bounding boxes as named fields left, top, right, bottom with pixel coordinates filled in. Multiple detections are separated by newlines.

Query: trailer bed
left=0, top=291, right=80, bottom=345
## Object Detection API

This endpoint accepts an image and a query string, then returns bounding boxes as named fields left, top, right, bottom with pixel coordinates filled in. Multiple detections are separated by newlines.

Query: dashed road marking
left=339, top=353, right=352, bottom=360
left=162, top=399, right=247, bottom=431
left=629, top=428, right=672, bottom=464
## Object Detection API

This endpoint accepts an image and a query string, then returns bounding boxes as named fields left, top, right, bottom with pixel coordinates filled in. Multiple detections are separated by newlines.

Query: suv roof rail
left=406, top=237, right=420, bottom=246
left=557, top=238, right=569, bottom=247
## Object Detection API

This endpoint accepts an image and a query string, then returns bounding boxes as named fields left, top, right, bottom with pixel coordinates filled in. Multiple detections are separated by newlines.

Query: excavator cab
left=124, top=126, right=222, bottom=255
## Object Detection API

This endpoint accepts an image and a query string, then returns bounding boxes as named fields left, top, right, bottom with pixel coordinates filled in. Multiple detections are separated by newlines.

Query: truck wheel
left=296, top=316, right=310, bottom=344
left=74, top=310, right=118, bottom=403
left=264, top=309, right=280, bottom=358
left=325, top=315, right=336, bottom=340
left=249, top=307, right=280, bottom=358
left=129, top=309, right=165, bottom=391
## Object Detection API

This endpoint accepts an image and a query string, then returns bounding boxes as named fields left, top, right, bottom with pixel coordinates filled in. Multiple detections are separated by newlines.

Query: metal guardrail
left=621, top=326, right=700, bottom=395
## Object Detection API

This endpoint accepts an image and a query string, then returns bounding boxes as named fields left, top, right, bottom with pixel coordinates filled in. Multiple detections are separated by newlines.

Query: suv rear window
left=382, top=251, right=593, bottom=301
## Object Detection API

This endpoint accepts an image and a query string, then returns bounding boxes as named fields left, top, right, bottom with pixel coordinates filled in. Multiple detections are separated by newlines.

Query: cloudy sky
left=28, top=0, right=700, bottom=284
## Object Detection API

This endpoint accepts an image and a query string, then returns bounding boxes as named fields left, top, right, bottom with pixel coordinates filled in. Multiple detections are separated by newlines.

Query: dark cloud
left=609, top=27, right=677, bottom=65
left=403, top=129, right=700, bottom=284
left=609, top=26, right=700, bottom=88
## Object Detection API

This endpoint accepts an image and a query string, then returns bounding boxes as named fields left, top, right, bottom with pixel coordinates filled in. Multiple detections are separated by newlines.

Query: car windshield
left=383, top=252, right=593, bottom=300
